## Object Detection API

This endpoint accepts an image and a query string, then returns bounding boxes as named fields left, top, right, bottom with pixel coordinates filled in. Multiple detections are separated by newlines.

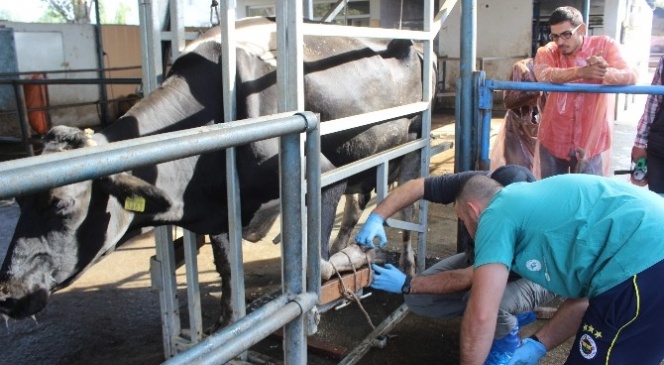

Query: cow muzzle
left=0, top=286, right=49, bottom=319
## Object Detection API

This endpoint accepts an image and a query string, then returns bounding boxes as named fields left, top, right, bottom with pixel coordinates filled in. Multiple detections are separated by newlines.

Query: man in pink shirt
left=534, top=6, right=637, bottom=178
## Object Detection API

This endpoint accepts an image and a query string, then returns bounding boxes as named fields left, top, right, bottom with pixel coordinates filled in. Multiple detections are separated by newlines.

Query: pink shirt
left=534, top=36, right=637, bottom=159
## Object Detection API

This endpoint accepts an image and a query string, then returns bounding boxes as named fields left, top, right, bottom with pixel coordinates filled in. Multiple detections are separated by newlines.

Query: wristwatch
left=401, top=275, right=412, bottom=294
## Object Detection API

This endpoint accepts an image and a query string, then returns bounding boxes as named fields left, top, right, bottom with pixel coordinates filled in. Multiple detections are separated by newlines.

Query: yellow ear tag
left=124, top=196, right=146, bottom=212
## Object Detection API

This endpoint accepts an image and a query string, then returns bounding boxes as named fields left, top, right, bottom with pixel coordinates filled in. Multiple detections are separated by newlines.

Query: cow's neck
left=95, top=76, right=216, bottom=145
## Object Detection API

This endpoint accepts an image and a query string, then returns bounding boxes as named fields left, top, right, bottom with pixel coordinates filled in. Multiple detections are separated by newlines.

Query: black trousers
left=646, top=151, right=664, bottom=194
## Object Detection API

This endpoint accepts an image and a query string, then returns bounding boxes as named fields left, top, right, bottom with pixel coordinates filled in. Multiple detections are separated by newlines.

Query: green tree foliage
left=113, top=2, right=130, bottom=25
left=41, top=0, right=91, bottom=24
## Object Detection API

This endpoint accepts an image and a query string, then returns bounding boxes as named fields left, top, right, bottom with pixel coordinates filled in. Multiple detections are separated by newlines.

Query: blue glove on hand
left=507, top=338, right=547, bottom=365
left=370, top=263, right=407, bottom=294
left=355, top=213, right=387, bottom=249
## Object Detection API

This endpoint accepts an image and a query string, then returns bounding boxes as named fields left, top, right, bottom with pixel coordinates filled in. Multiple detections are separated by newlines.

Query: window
left=246, top=1, right=371, bottom=26
left=246, top=5, right=275, bottom=17
left=313, top=1, right=370, bottom=26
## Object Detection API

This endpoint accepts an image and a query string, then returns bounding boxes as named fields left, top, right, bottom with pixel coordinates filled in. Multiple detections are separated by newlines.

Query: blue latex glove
left=355, top=213, right=387, bottom=248
left=370, top=263, right=406, bottom=294
left=507, top=338, right=547, bottom=365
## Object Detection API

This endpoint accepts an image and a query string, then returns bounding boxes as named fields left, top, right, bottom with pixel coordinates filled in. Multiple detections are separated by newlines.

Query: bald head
left=457, top=175, right=503, bottom=207
left=455, top=175, right=504, bottom=238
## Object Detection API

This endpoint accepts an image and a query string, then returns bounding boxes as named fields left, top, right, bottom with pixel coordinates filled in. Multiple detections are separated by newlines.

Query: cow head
left=0, top=126, right=172, bottom=319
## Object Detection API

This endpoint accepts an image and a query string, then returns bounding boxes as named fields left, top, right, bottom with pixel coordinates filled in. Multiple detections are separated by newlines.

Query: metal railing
left=0, top=72, right=141, bottom=157
left=473, top=73, right=664, bottom=170
left=0, top=111, right=322, bottom=365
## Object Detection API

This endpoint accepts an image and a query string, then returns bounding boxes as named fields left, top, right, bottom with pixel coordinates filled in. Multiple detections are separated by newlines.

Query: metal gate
left=133, top=0, right=458, bottom=364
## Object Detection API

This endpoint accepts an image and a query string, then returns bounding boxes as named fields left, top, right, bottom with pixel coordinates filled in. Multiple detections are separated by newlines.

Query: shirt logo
left=579, top=334, right=598, bottom=359
left=526, top=259, right=542, bottom=271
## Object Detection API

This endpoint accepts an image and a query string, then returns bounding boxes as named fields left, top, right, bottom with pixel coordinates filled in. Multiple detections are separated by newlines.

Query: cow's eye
left=53, top=198, right=76, bottom=216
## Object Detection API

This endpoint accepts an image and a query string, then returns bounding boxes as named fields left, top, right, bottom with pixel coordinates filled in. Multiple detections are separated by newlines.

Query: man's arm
left=534, top=39, right=637, bottom=85
left=504, top=60, right=540, bottom=110
left=534, top=47, right=609, bottom=84
left=410, top=266, right=474, bottom=294
left=355, top=178, right=425, bottom=248
left=460, top=263, right=509, bottom=364
left=601, top=40, right=638, bottom=85
left=529, top=297, right=589, bottom=350
left=372, top=178, right=425, bottom=219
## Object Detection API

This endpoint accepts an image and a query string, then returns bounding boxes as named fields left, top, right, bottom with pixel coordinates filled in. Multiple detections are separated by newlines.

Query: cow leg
left=320, top=181, right=347, bottom=260
left=329, top=191, right=371, bottom=256
left=397, top=151, right=421, bottom=277
left=242, top=199, right=280, bottom=243
left=209, top=233, right=233, bottom=330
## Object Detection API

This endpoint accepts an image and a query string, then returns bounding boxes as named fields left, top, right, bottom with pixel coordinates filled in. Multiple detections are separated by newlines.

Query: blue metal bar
left=582, top=0, right=590, bottom=26
left=486, top=80, right=664, bottom=95
left=0, top=112, right=314, bottom=200
left=455, top=77, right=462, bottom=172
left=474, top=72, right=491, bottom=169
left=458, top=0, right=476, bottom=172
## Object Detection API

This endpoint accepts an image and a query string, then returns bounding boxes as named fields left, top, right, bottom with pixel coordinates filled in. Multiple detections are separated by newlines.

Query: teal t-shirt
left=473, top=174, right=664, bottom=298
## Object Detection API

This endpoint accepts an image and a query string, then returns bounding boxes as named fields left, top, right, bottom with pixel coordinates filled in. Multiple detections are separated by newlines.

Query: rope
left=209, top=0, right=220, bottom=27
left=398, top=0, right=404, bottom=30
left=330, top=250, right=376, bottom=331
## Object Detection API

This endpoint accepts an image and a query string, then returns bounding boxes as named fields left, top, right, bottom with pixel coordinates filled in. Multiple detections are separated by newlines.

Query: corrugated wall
left=101, top=25, right=142, bottom=121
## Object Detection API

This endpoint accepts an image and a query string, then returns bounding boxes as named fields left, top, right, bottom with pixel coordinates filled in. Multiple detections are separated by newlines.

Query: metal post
left=305, top=114, right=321, bottom=335
left=582, top=0, right=590, bottom=26
left=277, top=1, right=306, bottom=362
left=417, top=0, right=435, bottom=273
left=93, top=0, right=109, bottom=124
left=183, top=230, right=203, bottom=343
left=168, top=0, right=186, bottom=60
left=138, top=0, right=164, bottom=94
left=151, top=226, right=180, bottom=357
left=219, top=0, right=246, bottom=335
left=12, top=82, right=34, bottom=156
left=459, top=0, right=476, bottom=172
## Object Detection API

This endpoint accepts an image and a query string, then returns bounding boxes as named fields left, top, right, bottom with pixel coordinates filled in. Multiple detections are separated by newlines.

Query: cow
left=0, top=17, right=427, bottom=326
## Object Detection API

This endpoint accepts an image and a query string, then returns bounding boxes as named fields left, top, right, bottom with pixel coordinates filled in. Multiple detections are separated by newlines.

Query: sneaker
left=516, top=310, right=537, bottom=327
left=484, top=324, right=520, bottom=365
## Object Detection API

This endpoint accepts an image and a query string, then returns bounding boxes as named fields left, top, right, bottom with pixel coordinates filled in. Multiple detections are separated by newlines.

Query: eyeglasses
left=548, top=24, right=582, bottom=41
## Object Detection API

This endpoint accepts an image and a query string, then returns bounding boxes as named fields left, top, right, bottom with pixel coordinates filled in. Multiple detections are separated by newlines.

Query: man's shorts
left=565, top=259, right=664, bottom=364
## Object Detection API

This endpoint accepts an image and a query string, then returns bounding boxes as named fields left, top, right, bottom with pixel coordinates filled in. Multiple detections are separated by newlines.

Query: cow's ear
left=98, top=173, right=172, bottom=214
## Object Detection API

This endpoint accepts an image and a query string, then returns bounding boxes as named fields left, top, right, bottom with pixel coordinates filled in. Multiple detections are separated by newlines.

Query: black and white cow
left=0, top=17, right=427, bottom=324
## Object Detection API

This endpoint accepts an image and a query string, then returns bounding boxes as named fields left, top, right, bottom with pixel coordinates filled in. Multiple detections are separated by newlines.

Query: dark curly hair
left=549, top=6, right=583, bottom=27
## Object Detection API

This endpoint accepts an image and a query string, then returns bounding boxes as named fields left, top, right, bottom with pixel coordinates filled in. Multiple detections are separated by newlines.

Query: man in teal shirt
left=455, top=174, right=664, bottom=364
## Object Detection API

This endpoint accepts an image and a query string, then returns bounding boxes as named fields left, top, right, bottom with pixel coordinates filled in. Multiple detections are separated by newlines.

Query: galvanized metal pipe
left=280, top=130, right=307, bottom=364
left=187, top=293, right=318, bottom=365
left=0, top=78, right=141, bottom=85
left=161, top=293, right=293, bottom=365
left=0, top=65, right=142, bottom=78
left=12, top=81, right=34, bottom=156
left=305, top=115, right=322, bottom=304
left=277, top=2, right=307, bottom=363
left=319, top=101, right=429, bottom=136
left=320, top=139, right=428, bottom=188
left=0, top=112, right=314, bottom=199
